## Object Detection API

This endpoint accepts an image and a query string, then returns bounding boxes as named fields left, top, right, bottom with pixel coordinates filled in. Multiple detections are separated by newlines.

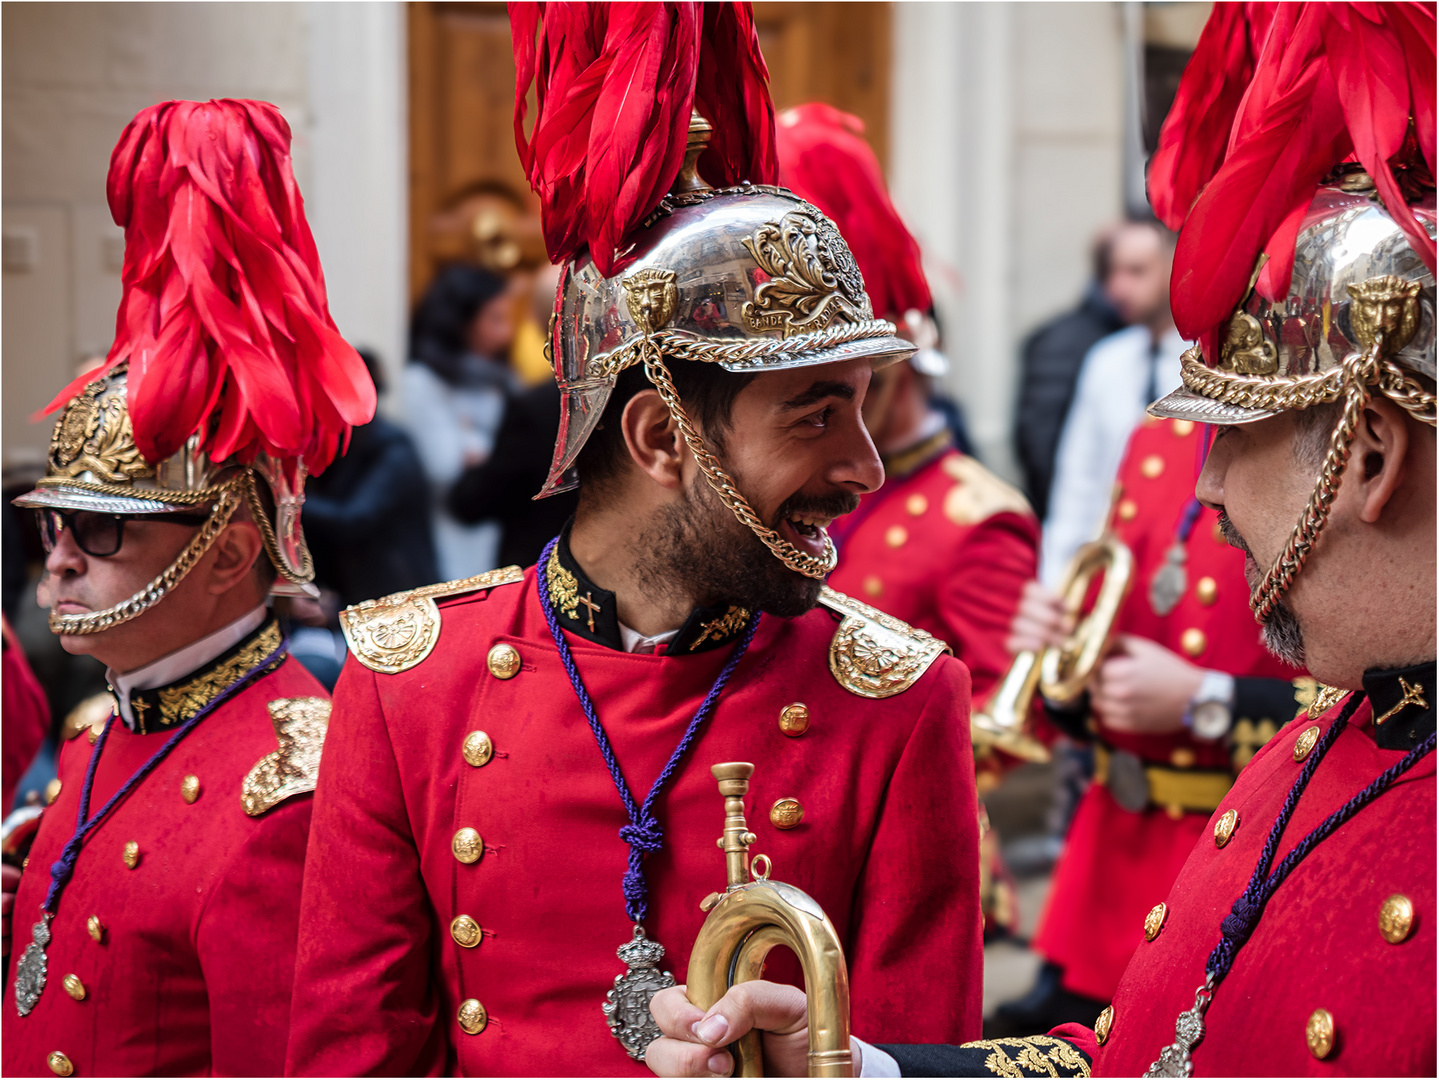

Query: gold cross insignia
left=578, top=592, right=601, bottom=633
left=130, top=696, right=151, bottom=735
left=1374, top=677, right=1428, bottom=726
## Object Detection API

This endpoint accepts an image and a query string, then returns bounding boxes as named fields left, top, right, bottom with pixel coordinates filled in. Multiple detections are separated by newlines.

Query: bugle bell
left=686, top=763, right=852, bottom=1077
left=970, top=535, right=1134, bottom=763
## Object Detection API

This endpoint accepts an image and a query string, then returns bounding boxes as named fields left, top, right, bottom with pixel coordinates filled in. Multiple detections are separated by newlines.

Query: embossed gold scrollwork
left=821, top=587, right=948, bottom=698
left=545, top=546, right=582, bottom=620
left=50, top=379, right=152, bottom=482
left=152, top=622, right=285, bottom=727
left=242, top=696, right=331, bottom=816
left=1219, top=311, right=1279, bottom=375
left=623, top=268, right=679, bottom=334
left=1347, top=274, right=1422, bottom=358
left=742, top=207, right=872, bottom=337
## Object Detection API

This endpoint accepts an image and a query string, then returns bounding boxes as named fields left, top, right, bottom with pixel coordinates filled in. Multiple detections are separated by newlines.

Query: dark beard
left=1217, top=511, right=1307, bottom=666
left=634, top=472, right=857, bottom=619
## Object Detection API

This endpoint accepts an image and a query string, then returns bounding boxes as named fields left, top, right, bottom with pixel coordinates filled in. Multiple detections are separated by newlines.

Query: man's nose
left=44, top=525, right=87, bottom=578
left=830, top=412, right=884, bottom=495
left=1196, top=429, right=1231, bottom=511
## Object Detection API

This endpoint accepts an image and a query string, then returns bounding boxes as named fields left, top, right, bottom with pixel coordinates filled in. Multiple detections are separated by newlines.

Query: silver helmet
left=542, top=120, right=916, bottom=579
left=14, top=365, right=316, bottom=635
left=1151, top=172, right=1436, bottom=619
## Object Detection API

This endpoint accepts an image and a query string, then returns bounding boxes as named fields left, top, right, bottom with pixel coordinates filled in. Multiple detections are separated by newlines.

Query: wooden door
left=407, top=2, right=893, bottom=300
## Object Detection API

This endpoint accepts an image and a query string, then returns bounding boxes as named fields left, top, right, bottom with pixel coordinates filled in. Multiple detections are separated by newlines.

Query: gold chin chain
left=49, top=482, right=243, bottom=636
left=640, top=345, right=837, bottom=580
left=240, top=471, right=314, bottom=584
left=1182, top=336, right=1436, bottom=623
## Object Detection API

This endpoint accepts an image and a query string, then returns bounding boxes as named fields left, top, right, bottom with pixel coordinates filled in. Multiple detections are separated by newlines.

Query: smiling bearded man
left=284, top=5, right=982, bottom=1077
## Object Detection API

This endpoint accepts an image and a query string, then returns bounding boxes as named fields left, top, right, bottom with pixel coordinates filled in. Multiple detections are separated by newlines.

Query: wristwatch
left=1184, top=670, right=1236, bottom=741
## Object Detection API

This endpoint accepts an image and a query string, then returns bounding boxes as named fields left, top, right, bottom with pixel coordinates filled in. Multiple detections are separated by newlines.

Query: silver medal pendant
left=1146, top=977, right=1214, bottom=1078
left=602, top=924, right=676, bottom=1061
left=1149, top=542, right=1188, bottom=617
left=14, top=911, right=52, bottom=1017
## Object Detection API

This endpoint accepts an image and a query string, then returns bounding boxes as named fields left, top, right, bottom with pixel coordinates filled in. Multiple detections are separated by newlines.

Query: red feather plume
left=1150, top=2, right=1436, bottom=344
left=44, top=99, right=376, bottom=477
left=775, top=103, right=931, bottom=319
left=511, top=2, right=777, bottom=276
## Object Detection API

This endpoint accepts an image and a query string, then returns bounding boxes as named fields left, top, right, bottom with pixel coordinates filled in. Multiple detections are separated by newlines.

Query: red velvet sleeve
left=935, top=513, right=1038, bottom=705
left=197, top=796, right=312, bottom=1076
left=285, top=665, right=446, bottom=1077
left=2, top=620, right=50, bottom=812
left=843, top=658, right=983, bottom=1044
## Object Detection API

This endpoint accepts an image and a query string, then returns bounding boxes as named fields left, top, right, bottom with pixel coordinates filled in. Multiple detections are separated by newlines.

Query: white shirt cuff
left=853, top=1036, right=901, bottom=1078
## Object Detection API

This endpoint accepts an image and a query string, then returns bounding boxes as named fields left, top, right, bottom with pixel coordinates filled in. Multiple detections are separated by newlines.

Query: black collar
left=1362, top=660, right=1436, bottom=751
left=544, top=527, right=752, bottom=655
left=121, top=619, right=286, bottom=735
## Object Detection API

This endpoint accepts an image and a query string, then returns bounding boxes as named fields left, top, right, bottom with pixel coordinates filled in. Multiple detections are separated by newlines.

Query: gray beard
left=1216, top=511, right=1307, bottom=667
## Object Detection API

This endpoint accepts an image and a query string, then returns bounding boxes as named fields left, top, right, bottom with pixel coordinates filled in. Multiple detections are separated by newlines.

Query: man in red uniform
left=989, top=413, right=1308, bottom=1033
left=644, top=4, right=1435, bottom=1075
left=1, top=99, right=374, bottom=1077
left=776, top=103, right=1038, bottom=936
left=286, top=8, right=980, bottom=1077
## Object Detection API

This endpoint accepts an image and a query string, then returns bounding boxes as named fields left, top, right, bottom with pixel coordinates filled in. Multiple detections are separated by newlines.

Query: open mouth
left=780, top=513, right=835, bottom=556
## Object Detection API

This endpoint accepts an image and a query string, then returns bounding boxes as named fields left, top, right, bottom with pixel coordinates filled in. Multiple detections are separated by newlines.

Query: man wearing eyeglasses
left=1, top=99, right=374, bottom=1078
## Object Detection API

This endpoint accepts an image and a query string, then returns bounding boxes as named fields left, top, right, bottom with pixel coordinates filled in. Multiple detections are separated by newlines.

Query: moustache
left=772, top=491, right=861, bottom=529
left=1215, top=511, right=1252, bottom=557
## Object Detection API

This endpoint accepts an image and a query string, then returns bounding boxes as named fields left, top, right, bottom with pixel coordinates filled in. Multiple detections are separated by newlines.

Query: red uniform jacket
left=3, top=617, right=50, bottom=812
left=286, top=565, right=982, bottom=1076
left=827, top=442, right=1037, bottom=705
left=2, top=624, right=328, bottom=1078
left=1033, top=417, right=1307, bottom=1000
left=1097, top=680, right=1435, bottom=1076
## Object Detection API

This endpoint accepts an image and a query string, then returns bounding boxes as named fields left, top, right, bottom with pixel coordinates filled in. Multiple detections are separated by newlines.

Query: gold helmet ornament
left=14, top=99, right=376, bottom=635
left=1146, top=2, right=1435, bottom=622
left=512, top=3, right=914, bottom=580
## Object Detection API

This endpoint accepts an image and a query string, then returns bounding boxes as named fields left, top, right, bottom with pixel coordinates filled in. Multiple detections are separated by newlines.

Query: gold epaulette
left=242, top=697, right=330, bottom=817
left=941, top=454, right=1034, bottom=525
left=819, top=587, right=950, bottom=698
left=339, top=566, right=525, bottom=674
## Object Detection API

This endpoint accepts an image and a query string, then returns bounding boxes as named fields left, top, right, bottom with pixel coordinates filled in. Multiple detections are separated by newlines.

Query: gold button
left=122, top=841, right=140, bottom=869
left=1164, top=804, right=1185, bottom=821
left=452, top=828, right=484, bottom=864
left=22, top=856, right=29, bottom=871
left=1378, top=894, right=1414, bottom=944
left=486, top=644, right=521, bottom=680
left=1306, top=1008, right=1335, bottom=1059
left=1212, top=521, right=1225, bottom=544
left=862, top=576, right=883, bottom=598
left=1195, top=576, right=1218, bottom=606
left=87, top=916, right=104, bottom=943
left=905, top=494, right=928, bottom=516
left=1170, top=747, right=1197, bottom=768
left=1094, top=1004, right=1114, bottom=1045
left=1293, top=725, right=1321, bottom=762
left=1117, top=499, right=1138, bottom=522
left=181, top=775, right=201, bottom=804
left=1180, top=628, right=1207, bottom=657
left=778, top=704, right=810, bottom=737
left=1140, top=454, right=1165, bottom=479
left=884, top=525, right=908, bottom=548
left=769, top=798, right=804, bottom=830
left=1171, top=419, right=1195, bottom=437
left=44, top=779, right=62, bottom=805
left=457, top=998, right=489, bottom=1035
left=1214, top=808, right=1239, bottom=848
left=62, top=974, right=86, bottom=1001
left=87, top=728, right=98, bottom=745
left=450, top=914, right=483, bottom=949
left=48, top=1051, right=74, bottom=1077
left=462, top=731, right=494, bottom=767
left=1143, top=902, right=1167, bottom=942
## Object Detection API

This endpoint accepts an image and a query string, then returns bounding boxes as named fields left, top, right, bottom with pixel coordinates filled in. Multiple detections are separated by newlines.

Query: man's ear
left=208, top=520, right=266, bottom=596
left=619, top=388, right=687, bottom=490
left=1352, top=396, right=1413, bottom=525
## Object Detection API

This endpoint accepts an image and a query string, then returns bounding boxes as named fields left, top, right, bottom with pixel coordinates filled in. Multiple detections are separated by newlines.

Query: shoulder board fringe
left=819, top=586, right=949, bottom=699
left=242, top=696, right=330, bottom=817
left=339, top=566, right=525, bottom=674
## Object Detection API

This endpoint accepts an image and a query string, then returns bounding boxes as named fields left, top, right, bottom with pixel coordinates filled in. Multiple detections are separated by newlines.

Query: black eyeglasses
left=36, top=508, right=210, bottom=558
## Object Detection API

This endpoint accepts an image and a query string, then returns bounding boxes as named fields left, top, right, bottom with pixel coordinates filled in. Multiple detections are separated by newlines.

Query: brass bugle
left=686, top=763, right=852, bottom=1078
left=970, top=534, right=1134, bottom=763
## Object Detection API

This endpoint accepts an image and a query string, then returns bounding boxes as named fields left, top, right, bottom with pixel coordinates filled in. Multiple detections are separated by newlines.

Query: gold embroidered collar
left=121, top=620, right=286, bottom=735
left=546, top=528, right=751, bottom=655
left=880, top=429, right=952, bottom=481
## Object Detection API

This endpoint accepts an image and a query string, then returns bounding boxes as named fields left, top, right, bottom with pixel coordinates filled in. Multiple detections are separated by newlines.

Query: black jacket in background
left=1013, top=283, right=1123, bottom=519
left=304, top=416, right=440, bottom=606
left=448, top=381, right=579, bottom=569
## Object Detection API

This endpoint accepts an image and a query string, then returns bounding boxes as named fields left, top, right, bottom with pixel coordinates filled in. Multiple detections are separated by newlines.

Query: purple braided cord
left=1207, top=692, right=1434, bottom=983
left=537, top=536, right=761, bottom=923
left=44, top=636, right=289, bottom=912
